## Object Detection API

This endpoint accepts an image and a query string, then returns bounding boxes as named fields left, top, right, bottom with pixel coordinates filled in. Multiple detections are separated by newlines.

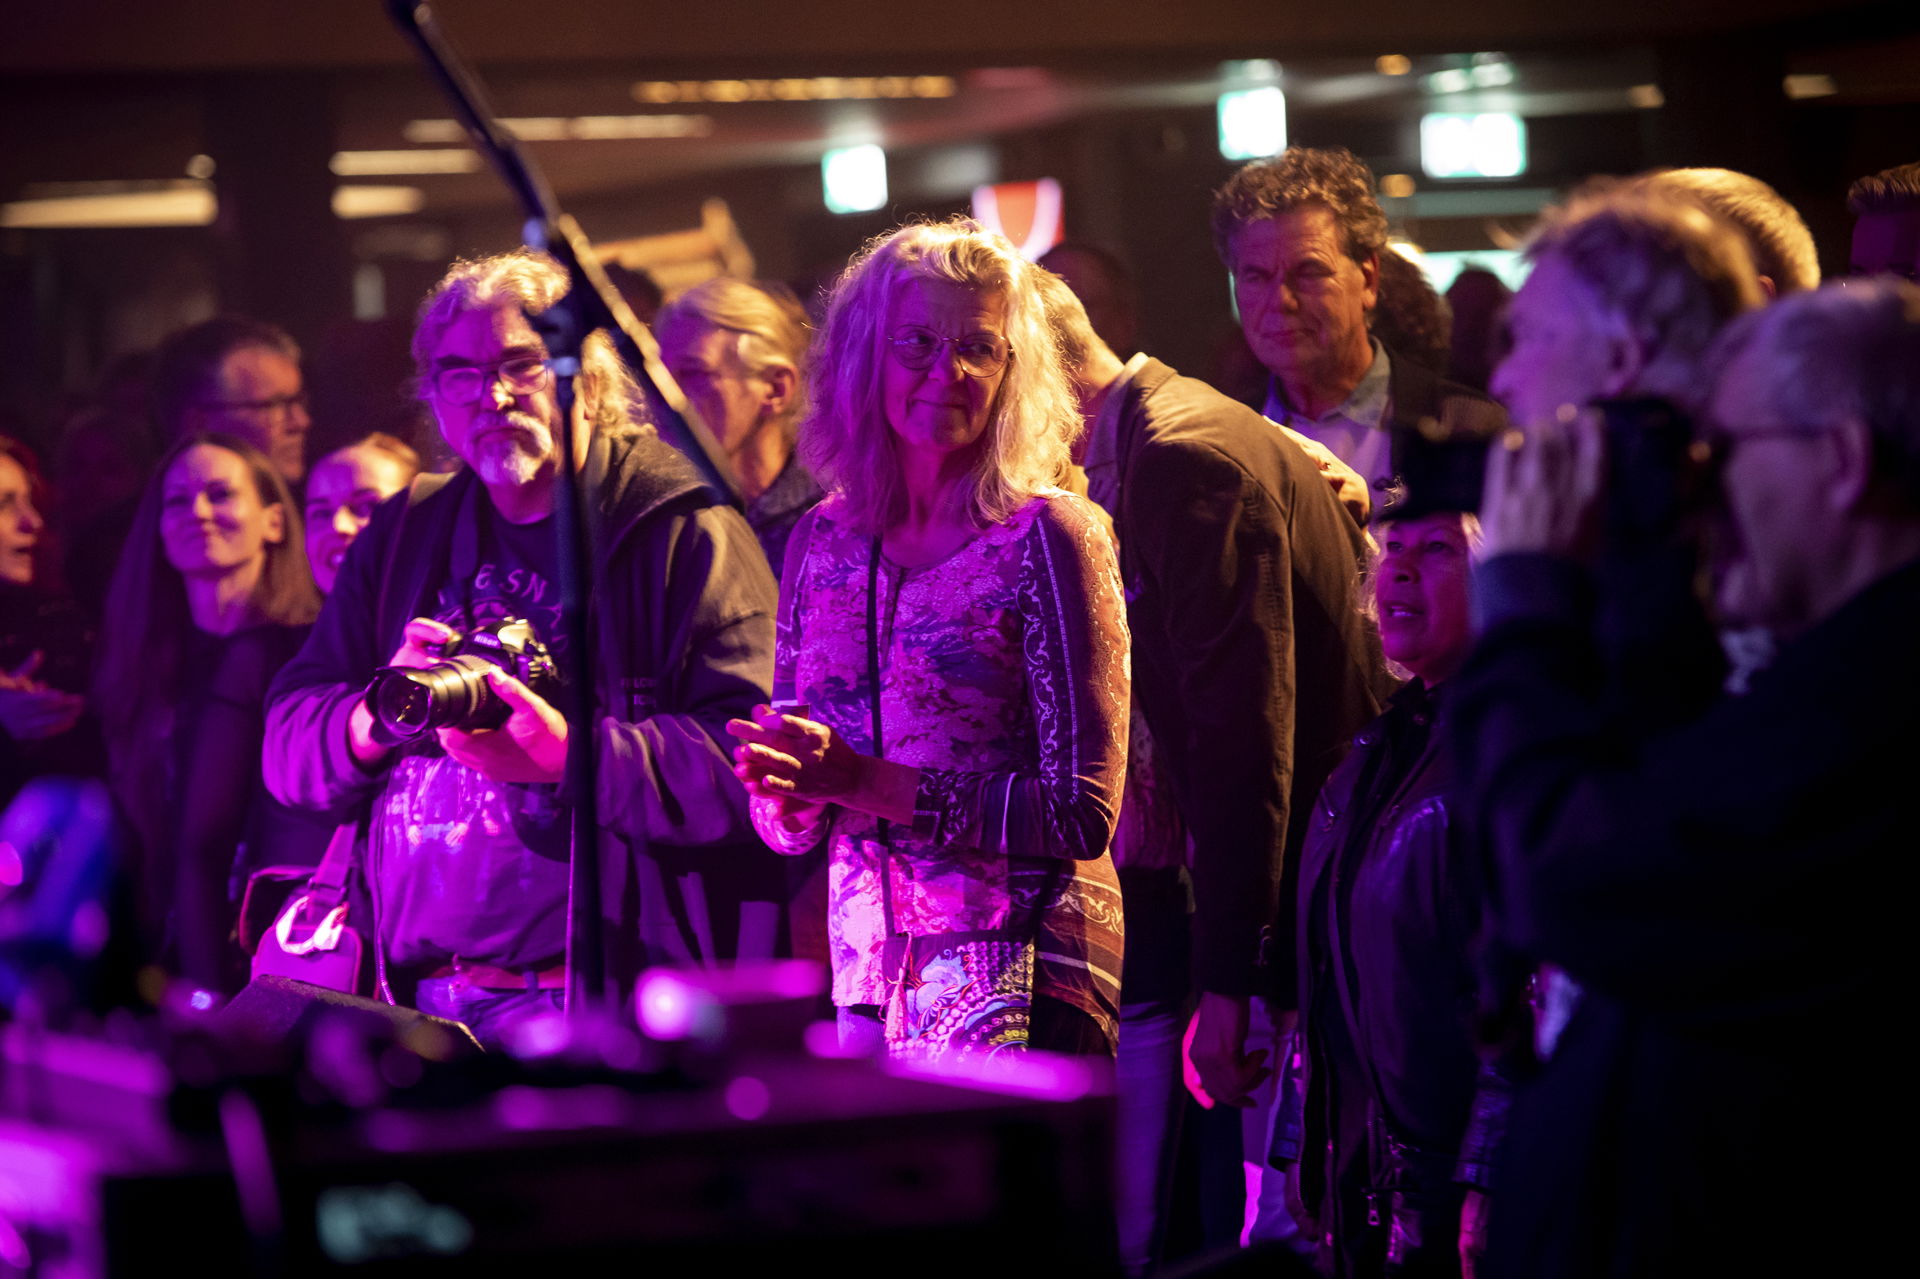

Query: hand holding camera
left=348, top=617, right=568, bottom=784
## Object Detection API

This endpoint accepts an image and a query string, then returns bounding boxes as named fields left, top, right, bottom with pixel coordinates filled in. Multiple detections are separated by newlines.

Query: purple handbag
left=244, top=822, right=367, bottom=995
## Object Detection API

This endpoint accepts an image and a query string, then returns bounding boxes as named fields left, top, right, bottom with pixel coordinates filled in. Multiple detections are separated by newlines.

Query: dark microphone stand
left=385, top=0, right=744, bottom=1016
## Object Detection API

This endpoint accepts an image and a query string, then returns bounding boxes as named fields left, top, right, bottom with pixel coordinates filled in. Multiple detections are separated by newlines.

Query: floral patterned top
left=751, top=489, right=1130, bottom=1049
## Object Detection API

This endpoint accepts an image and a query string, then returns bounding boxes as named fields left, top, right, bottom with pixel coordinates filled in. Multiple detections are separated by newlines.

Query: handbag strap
left=867, top=537, right=900, bottom=942
left=305, top=820, right=360, bottom=907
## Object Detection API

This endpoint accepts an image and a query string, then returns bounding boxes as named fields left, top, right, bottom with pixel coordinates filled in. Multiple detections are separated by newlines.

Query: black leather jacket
left=1282, top=680, right=1496, bottom=1274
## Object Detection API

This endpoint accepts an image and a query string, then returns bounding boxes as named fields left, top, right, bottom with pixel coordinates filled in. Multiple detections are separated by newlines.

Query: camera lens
left=367, top=655, right=502, bottom=743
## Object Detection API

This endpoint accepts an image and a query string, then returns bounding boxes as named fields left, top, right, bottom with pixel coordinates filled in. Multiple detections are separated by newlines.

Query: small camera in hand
left=365, top=618, right=559, bottom=745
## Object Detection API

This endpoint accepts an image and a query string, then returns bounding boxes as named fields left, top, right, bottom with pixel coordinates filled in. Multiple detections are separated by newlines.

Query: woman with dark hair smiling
left=95, top=432, right=324, bottom=990
left=728, top=218, right=1130, bottom=1060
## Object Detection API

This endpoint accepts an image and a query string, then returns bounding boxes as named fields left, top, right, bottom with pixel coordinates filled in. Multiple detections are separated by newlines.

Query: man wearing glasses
left=265, top=250, right=778, bottom=1047
left=150, top=315, right=313, bottom=484
left=1457, top=264, right=1918, bottom=1278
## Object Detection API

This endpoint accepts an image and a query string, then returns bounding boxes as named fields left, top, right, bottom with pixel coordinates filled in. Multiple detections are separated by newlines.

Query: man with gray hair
left=1211, top=147, right=1501, bottom=505
left=1453, top=276, right=1917, bottom=1278
left=266, top=249, right=779, bottom=1046
left=655, top=277, right=822, bottom=570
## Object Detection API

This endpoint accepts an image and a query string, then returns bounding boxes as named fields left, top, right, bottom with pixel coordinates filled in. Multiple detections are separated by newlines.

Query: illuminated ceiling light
left=1783, top=73, right=1838, bottom=99
left=1426, top=68, right=1473, bottom=95
left=403, top=114, right=712, bottom=144
left=185, top=154, right=216, bottom=179
left=332, top=185, right=425, bottom=219
left=1221, top=58, right=1282, bottom=85
left=1421, top=112, right=1527, bottom=180
left=1628, top=83, right=1666, bottom=110
left=629, top=75, right=953, bottom=105
left=972, top=178, right=1064, bottom=260
left=488, top=117, right=569, bottom=141
left=565, top=114, right=709, bottom=139
left=1, top=183, right=214, bottom=229
left=1469, top=60, right=1514, bottom=88
left=822, top=144, right=887, bottom=214
left=1376, top=54, right=1412, bottom=77
left=330, top=149, right=479, bottom=176
left=1217, top=86, right=1287, bottom=162
left=1380, top=173, right=1417, bottom=199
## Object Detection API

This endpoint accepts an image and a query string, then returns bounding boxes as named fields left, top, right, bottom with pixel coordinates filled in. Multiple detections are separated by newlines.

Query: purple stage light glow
left=723, top=1075, right=771, bottom=1121
left=887, top=1049, right=1109, bottom=1103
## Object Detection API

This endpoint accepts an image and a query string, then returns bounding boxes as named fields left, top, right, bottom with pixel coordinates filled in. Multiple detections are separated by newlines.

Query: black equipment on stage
left=1, top=997, right=1118, bottom=1277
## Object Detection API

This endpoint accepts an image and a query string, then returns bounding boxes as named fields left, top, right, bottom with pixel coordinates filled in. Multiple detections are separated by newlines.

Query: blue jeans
left=1241, top=996, right=1311, bottom=1252
left=414, top=976, right=564, bottom=1052
left=1115, top=995, right=1187, bottom=1275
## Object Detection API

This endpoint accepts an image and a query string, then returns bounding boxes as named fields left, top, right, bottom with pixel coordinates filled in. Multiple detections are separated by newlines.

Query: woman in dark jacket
left=94, top=432, right=324, bottom=990
left=1286, top=507, right=1496, bottom=1277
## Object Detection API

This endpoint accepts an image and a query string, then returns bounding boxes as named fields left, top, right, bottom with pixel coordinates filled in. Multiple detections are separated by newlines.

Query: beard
left=468, top=410, right=554, bottom=487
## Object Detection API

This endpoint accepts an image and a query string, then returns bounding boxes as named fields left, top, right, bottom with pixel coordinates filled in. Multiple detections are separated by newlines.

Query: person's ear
left=759, top=362, right=799, bottom=418
left=1596, top=312, right=1646, bottom=398
left=1825, top=417, right=1875, bottom=512
left=262, top=501, right=286, bottom=545
left=1358, top=251, right=1381, bottom=311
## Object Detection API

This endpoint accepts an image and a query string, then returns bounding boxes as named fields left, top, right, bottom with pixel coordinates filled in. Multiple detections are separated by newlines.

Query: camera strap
left=446, top=478, right=488, bottom=635
left=867, top=538, right=903, bottom=970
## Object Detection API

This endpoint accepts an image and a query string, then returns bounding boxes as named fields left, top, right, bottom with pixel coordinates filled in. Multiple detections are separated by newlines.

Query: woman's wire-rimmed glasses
left=887, top=325, right=1012, bottom=378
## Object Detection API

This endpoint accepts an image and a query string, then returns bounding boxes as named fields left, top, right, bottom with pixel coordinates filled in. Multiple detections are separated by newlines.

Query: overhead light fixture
left=822, top=145, right=887, bottom=214
left=1426, top=68, right=1473, bottom=95
left=1380, top=173, right=1417, bottom=199
left=333, top=186, right=425, bottom=219
left=1469, top=54, right=1515, bottom=88
left=185, top=154, right=217, bottom=179
left=402, top=114, right=714, bottom=144
left=1, top=183, right=215, bottom=229
left=633, top=75, right=955, bottom=105
left=1217, top=86, right=1288, bottom=161
left=1628, top=84, right=1666, bottom=110
left=1783, top=73, right=1838, bottom=99
left=331, top=149, right=479, bottom=176
left=1421, top=113, right=1527, bottom=180
left=3, top=179, right=426, bottom=227
left=1376, top=55, right=1412, bottom=77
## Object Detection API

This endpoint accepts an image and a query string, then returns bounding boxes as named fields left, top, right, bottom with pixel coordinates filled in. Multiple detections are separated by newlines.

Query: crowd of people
left=2, top=147, right=1916, bottom=1278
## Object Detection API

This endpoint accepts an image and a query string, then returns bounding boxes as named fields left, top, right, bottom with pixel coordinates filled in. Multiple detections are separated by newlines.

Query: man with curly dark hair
left=1212, top=147, right=1500, bottom=510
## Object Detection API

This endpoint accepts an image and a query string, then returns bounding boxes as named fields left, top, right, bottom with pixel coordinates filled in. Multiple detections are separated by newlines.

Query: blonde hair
left=411, top=249, right=642, bottom=438
left=1640, top=167, right=1820, bottom=294
left=800, top=218, right=1078, bottom=535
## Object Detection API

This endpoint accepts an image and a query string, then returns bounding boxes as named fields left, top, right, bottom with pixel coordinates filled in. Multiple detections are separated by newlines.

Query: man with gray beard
left=265, top=251, right=779, bottom=1047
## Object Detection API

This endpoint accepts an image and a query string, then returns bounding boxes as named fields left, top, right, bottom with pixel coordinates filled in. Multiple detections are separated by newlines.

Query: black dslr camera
left=365, top=617, right=559, bottom=745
